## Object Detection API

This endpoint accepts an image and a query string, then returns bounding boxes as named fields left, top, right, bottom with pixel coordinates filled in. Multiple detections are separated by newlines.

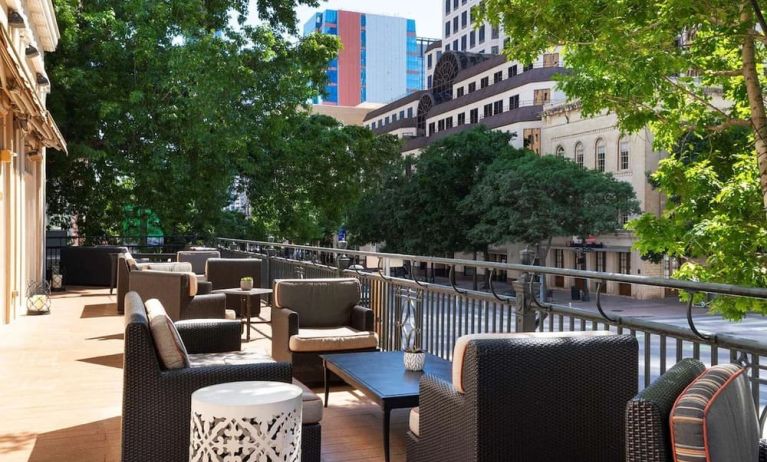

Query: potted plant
left=240, top=276, right=253, bottom=291
left=402, top=313, right=425, bottom=371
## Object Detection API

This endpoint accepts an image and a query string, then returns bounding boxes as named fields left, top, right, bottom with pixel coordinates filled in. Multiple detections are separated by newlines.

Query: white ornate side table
left=190, top=381, right=303, bottom=462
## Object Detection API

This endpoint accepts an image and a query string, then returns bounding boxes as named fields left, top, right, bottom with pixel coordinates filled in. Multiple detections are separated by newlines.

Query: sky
left=247, top=0, right=443, bottom=39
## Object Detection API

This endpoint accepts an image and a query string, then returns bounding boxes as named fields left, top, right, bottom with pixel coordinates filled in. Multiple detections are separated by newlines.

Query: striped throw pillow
left=670, top=363, right=759, bottom=462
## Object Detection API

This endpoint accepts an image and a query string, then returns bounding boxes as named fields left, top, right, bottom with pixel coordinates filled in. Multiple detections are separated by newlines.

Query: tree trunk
left=742, top=5, right=767, bottom=213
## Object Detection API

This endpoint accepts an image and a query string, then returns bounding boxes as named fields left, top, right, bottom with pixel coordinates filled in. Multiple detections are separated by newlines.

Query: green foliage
left=347, top=127, right=515, bottom=255
left=628, top=127, right=767, bottom=319
left=466, top=152, right=640, bottom=254
left=479, top=0, right=767, bottom=317
left=246, top=114, right=401, bottom=243
left=46, top=0, right=341, bottom=239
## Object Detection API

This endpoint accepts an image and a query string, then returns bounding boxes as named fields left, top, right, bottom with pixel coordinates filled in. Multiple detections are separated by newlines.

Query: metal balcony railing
left=216, top=237, right=767, bottom=429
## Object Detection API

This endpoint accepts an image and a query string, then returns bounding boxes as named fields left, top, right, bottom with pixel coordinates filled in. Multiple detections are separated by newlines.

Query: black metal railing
left=216, top=237, right=767, bottom=429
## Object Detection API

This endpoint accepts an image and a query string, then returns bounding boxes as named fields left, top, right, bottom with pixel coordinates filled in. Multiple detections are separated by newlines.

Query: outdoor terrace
left=0, top=288, right=409, bottom=462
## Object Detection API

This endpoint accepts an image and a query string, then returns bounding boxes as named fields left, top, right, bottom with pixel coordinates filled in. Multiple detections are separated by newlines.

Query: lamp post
left=514, top=247, right=538, bottom=332
left=336, top=240, right=351, bottom=276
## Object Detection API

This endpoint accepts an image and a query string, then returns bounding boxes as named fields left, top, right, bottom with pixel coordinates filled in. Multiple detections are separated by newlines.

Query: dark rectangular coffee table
left=321, top=351, right=451, bottom=462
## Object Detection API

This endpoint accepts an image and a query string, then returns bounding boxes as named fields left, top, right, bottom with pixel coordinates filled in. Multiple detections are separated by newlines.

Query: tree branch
left=751, top=0, right=767, bottom=36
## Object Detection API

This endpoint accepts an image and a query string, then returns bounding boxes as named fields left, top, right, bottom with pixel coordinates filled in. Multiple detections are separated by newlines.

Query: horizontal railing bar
left=217, top=238, right=767, bottom=300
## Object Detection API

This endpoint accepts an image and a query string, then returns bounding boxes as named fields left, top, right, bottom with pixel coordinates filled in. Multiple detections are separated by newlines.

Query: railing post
left=513, top=280, right=536, bottom=332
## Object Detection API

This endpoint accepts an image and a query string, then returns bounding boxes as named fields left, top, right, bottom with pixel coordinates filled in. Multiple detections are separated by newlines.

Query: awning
left=0, top=24, right=66, bottom=153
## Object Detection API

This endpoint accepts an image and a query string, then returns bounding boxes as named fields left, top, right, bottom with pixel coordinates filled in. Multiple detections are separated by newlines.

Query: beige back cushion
left=185, top=272, right=198, bottom=297
left=145, top=298, right=190, bottom=369
left=451, top=331, right=615, bottom=393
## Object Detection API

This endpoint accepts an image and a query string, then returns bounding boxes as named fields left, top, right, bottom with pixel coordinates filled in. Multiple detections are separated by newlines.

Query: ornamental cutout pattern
left=190, top=408, right=301, bottom=462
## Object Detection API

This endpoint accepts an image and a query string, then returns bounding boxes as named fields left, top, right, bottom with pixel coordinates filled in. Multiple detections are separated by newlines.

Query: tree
left=628, top=127, right=767, bottom=319
left=479, top=0, right=767, bottom=315
left=246, top=114, right=402, bottom=243
left=46, top=0, right=337, bottom=240
left=347, top=127, right=515, bottom=256
left=465, top=152, right=640, bottom=266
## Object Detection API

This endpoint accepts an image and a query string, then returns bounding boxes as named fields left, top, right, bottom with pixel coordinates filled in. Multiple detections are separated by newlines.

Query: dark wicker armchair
left=406, top=332, right=638, bottom=462
left=271, top=278, right=377, bottom=384
left=121, top=291, right=322, bottom=462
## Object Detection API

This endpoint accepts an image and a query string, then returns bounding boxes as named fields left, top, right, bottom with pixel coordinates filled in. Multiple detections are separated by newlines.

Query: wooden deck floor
left=0, top=288, right=408, bottom=461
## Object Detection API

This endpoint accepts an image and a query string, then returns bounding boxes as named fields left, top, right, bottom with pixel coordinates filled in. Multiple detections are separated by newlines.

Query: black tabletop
left=321, top=351, right=452, bottom=401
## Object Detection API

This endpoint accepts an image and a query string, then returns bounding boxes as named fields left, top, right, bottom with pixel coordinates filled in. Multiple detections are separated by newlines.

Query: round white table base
left=190, top=381, right=303, bottom=462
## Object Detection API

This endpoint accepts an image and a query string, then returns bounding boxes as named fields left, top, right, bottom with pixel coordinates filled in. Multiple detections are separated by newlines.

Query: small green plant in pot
left=240, top=277, right=254, bottom=290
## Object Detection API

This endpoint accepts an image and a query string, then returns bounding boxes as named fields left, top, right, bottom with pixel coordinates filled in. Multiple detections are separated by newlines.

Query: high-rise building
left=304, top=10, right=436, bottom=105
left=442, top=0, right=506, bottom=55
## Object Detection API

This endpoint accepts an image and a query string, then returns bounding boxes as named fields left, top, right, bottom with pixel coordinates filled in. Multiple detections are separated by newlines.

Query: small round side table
left=190, top=381, right=303, bottom=462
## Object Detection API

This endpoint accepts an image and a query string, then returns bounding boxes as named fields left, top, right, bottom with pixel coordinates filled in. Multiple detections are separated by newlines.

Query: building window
left=445, top=21, right=451, bottom=37
left=595, top=252, right=606, bottom=272
left=458, top=113, right=466, bottom=125
left=445, top=44, right=450, bottom=51
left=453, top=0, right=458, bottom=8
left=619, top=211, right=630, bottom=227
left=462, top=11, right=468, bottom=28
left=427, top=54, right=433, bottom=69
left=619, top=252, right=631, bottom=274
left=453, top=39, right=458, bottom=50
left=493, top=71, right=503, bottom=83
left=445, top=117, right=453, bottom=129
left=429, top=122, right=436, bottom=136
left=371, top=121, right=377, bottom=129
left=556, top=145, right=565, bottom=157
left=461, top=35, right=467, bottom=50
left=480, top=77, right=489, bottom=88
left=596, top=138, right=606, bottom=172
left=554, top=249, right=564, bottom=268
left=543, top=52, right=559, bottom=67
left=427, top=75, right=433, bottom=88
left=385, top=116, right=390, bottom=125
left=491, top=46, right=499, bottom=54
left=509, top=94, right=519, bottom=109
left=468, top=82, right=476, bottom=93
left=445, top=0, right=451, bottom=14
left=483, top=103, right=493, bottom=118
left=508, top=65, right=518, bottom=78
left=575, top=142, right=584, bottom=167
left=408, top=107, right=413, bottom=118
left=470, top=31, right=476, bottom=47
left=533, top=88, right=551, bottom=105
left=438, top=119, right=445, bottom=131
left=523, top=63, right=534, bottom=71
left=470, top=108, right=479, bottom=124
left=456, top=87, right=465, bottom=97
left=493, top=100, right=503, bottom=115
left=392, top=113, right=397, bottom=122
left=478, top=25, right=485, bottom=43
left=491, top=26, right=500, bottom=39
left=453, top=16, right=459, bottom=32
left=619, top=137, right=630, bottom=170
left=400, top=110, right=405, bottom=119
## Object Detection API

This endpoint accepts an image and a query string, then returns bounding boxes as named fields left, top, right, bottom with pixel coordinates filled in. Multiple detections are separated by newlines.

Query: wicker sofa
left=122, top=291, right=322, bottom=462
left=116, top=255, right=224, bottom=320
left=271, top=278, right=378, bottom=384
left=406, top=331, right=638, bottom=462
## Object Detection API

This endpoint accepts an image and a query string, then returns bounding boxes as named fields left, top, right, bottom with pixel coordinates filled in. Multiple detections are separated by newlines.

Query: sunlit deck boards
left=0, top=288, right=406, bottom=462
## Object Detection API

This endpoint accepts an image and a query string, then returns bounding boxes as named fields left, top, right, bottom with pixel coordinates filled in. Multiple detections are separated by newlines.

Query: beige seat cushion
left=145, top=299, right=189, bottom=370
left=188, top=350, right=274, bottom=367
left=224, top=309, right=237, bottom=320
left=451, top=331, right=615, bottom=393
left=292, top=379, right=323, bottom=424
left=409, top=406, right=420, bottom=437
left=289, top=327, right=378, bottom=352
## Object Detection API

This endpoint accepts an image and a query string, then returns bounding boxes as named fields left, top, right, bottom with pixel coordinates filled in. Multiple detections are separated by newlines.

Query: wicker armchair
left=626, top=358, right=767, bottom=462
left=406, top=332, right=638, bottom=462
left=206, top=257, right=264, bottom=317
left=121, top=292, right=322, bottom=462
left=271, top=278, right=377, bottom=384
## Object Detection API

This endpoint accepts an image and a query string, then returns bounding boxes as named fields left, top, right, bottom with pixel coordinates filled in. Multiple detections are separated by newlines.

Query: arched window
left=619, top=137, right=630, bottom=170
left=555, top=145, right=565, bottom=157
left=595, top=138, right=606, bottom=172
left=575, top=142, right=584, bottom=167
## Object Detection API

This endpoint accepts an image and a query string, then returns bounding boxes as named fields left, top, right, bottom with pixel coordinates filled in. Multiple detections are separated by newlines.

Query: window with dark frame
left=461, top=35, right=467, bottom=50
left=491, top=26, right=499, bottom=39
left=445, top=117, right=453, bottom=129
left=429, top=122, right=436, bottom=136
left=457, top=87, right=465, bottom=97
left=478, top=25, right=485, bottom=43
left=493, top=100, right=503, bottom=115
left=509, top=94, right=519, bottom=109
left=470, top=30, right=476, bottom=47
left=445, top=0, right=451, bottom=14
left=619, top=252, right=631, bottom=274
left=491, top=46, right=499, bottom=54
left=480, top=77, right=489, bottom=88
left=445, top=21, right=451, bottom=37
left=470, top=108, right=479, bottom=123
left=483, top=103, right=492, bottom=118
left=523, top=62, right=534, bottom=71
left=468, top=82, right=476, bottom=93
left=462, top=11, right=468, bottom=28
left=458, top=113, right=466, bottom=125
left=453, top=16, right=459, bottom=32
left=438, top=119, right=445, bottom=131
left=508, top=65, right=518, bottom=78
left=408, top=107, right=413, bottom=118
left=493, top=71, right=503, bottom=83
left=620, top=138, right=630, bottom=170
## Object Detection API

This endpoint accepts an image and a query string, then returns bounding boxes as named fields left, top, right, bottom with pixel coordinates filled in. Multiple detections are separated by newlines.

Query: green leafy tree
left=247, top=114, right=402, bottom=243
left=479, top=0, right=767, bottom=316
left=465, top=152, right=640, bottom=267
left=348, top=127, right=514, bottom=256
left=46, top=0, right=336, bottom=240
